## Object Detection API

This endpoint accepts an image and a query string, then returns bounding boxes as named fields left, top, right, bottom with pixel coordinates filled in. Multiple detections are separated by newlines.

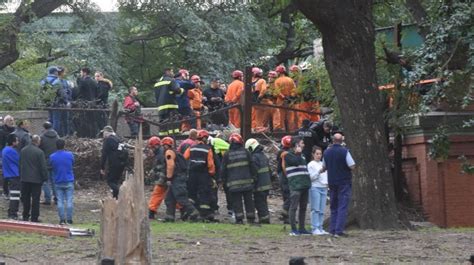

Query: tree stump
left=98, top=127, right=152, bottom=264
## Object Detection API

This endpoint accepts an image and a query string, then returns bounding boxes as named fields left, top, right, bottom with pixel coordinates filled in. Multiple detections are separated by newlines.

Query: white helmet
left=245, top=138, right=259, bottom=152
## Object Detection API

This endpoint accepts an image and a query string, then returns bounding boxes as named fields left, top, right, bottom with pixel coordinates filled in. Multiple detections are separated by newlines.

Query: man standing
left=94, top=71, right=113, bottom=130
left=147, top=136, right=167, bottom=219
left=52, top=67, right=72, bottom=136
left=1, top=115, right=15, bottom=198
left=154, top=68, right=184, bottom=136
left=49, top=139, right=75, bottom=225
left=221, top=133, right=257, bottom=224
left=274, top=65, right=297, bottom=131
left=76, top=67, right=97, bottom=101
left=39, top=122, right=59, bottom=205
left=203, top=78, right=227, bottom=126
left=75, top=67, right=98, bottom=137
left=225, top=70, right=244, bottom=128
left=250, top=67, right=267, bottom=131
left=12, top=120, right=31, bottom=151
left=188, top=75, right=204, bottom=129
left=2, top=134, right=20, bottom=219
left=123, top=86, right=143, bottom=137
left=100, top=126, right=125, bottom=199
left=20, top=135, right=48, bottom=222
left=174, top=69, right=196, bottom=131
left=321, top=133, right=356, bottom=237
left=277, top=135, right=292, bottom=223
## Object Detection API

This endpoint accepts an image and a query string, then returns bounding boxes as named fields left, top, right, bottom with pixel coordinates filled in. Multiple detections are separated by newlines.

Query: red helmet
left=268, top=71, right=278, bottom=78
left=252, top=67, right=263, bottom=76
left=161, top=137, right=174, bottom=147
left=281, top=135, right=292, bottom=148
left=197, top=130, right=209, bottom=139
left=232, top=70, right=243, bottom=79
left=289, top=65, right=300, bottom=73
left=191, top=75, right=201, bottom=83
left=275, top=65, right=286, bottom=74
left=229, top=133, right=243, bottom=144
left=147, top=136, right=161, bottom=147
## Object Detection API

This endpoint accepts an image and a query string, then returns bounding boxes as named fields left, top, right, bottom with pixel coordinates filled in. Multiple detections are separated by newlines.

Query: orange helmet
left=268, top=71, right=278, bottom=78
left=147, top=136, right=161, bottom=147
left=289, top=65, right=300, bottom=73
left=161, top=137, right=174, bottom=146
left=229, top=133, right=243, bottom=144
left=252, top=67, right=263, bottom=76
left=232, top=70, right=243, bottom=79
left=191, top=75, right=201, bottom=83
left=197, top=130, right=209, bottom=139
left=281, top=135, right=292, bottom=148
left=275, top=65, right=286, bottom=74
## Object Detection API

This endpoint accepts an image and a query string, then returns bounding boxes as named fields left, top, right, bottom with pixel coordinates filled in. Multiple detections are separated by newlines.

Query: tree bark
left=0, top=0, right=66, bottom=70
left=294, top=0, right=400, bottom=229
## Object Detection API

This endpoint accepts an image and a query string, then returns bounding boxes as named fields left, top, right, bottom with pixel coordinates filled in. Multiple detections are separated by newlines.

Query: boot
left=148, top=210, right=156, bottom=220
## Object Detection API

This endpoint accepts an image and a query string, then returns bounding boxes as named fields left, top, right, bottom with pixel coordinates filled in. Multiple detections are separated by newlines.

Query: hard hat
left=191, top=75, right=201, bottom=83
left=228, top=133, right=243, bottom=144
left=275, top=65, right=286, bottom=74
left=197, top=130, right=209, bottom=139
left=161, top=137, right=174, bottom=146
left=281, top=135, right=292, bottom=148
left=268, top=71, right=278, bottom=78
left=245, top=138, right=259, bottom=151
left=252, top=67, right=263, bottom=76
left=232, top=70, right=243, bottom=79
left=289, top=65, right=300, bottom=73
left=147, top=136, right=161, bottom=147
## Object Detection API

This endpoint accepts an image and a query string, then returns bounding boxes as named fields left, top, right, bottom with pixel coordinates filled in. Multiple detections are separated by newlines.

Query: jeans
left=127, top=121, right=139, bottom=137
left=329, top=183, right=352, bottom=235
left=52, top=110, right=69, bottom=137
left=289, top=189, right=309, bottom=231
left=56, top=182, right=74, bottom=222
left=42, top=170, right=56, bottom=203
left=310, top=186, right=328, bottom=231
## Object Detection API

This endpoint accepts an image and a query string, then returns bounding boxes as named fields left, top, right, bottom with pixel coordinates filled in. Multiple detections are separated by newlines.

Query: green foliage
left=429, top=125, right=450, bottom=161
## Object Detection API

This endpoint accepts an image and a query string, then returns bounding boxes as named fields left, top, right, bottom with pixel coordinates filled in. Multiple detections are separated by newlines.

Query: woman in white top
left=307, top=146, right=329, bottom=235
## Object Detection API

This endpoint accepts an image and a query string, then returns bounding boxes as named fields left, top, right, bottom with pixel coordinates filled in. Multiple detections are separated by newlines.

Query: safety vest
left=189, top=143, right=212, bottom=172
left=154, top=76, right=183, bottom=112
left=252, top=147, right=272, bottom=192
left=223, top=146, right=254, bottom=192
left=284, top=151, right=311, bottom=191
left=211, top=138, right=229, bottom=156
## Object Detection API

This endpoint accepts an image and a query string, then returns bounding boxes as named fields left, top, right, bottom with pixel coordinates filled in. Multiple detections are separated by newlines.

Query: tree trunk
left=294, top=0, right=400, bottom=229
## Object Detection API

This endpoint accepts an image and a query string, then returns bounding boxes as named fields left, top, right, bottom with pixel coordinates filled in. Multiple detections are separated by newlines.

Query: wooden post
left=241, top=66, right=253, bottom=141
left=98, top=126, right=152, bottom=264
left=109, top=99, right=119, bottom=131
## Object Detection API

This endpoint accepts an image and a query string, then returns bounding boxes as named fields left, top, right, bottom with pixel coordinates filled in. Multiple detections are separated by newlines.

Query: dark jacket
left=251, top=145, right=272, bottom=192
left=39, top=128, right=59, bottom=161
left=323, top=144, right=353, bottom=185
left=20, top=144, right=48, bottom=183
left=203, top=88, right=226, bottom=111
left=0, top=124, right=15, bottom=151
left=284, top=151, right=311, bottom=191
left=154, top=75, right=183, bottom=113
left=97, top=80, right=112, bottom=106
left=175, top=79, right=195, bottom=112
left=101, top=134, right=121, bottom=170
left=12, top=127, right=31, bottom=151
left=76, top=76, right=97, bottom=101
left=221, top=143, right=257, bottom=192
left=2, top=146, right=19, bottom=178
left=54, top=78, right=72, bottom=107
left=151, top=147, right=166, bottom=185
left=296, top=126, right=317, bottom=162
left=312, top=123, right=332, bottom=151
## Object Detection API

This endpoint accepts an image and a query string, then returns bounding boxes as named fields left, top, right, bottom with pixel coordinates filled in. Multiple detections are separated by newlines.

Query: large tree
left=293, top=0, right=400, bottom=229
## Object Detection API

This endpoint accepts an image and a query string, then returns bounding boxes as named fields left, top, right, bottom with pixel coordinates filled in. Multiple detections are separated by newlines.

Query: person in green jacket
left=284, top=136, right=312, bottom=236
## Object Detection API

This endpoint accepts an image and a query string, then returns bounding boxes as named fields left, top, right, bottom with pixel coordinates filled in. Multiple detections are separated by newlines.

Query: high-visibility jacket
left=221, top=143, right=257, bottom=192
left=284, top=151, right=311, bottom=191
left=188, top=88, right=203, bottom=110
left=183, top=142, right=215, bottom=176
left=225, top=80, right=244, bottom=104
left=154, top=75, right=184, bottom=112
left=250, top=145, right=272, bottom=192
left=275, top=76, right=296, bottom=98
left=211, top=138, right=230, bottom=156
left=251, top=78, right=266, bottom=102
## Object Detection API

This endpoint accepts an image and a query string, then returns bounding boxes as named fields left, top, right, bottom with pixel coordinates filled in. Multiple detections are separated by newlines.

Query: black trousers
left=187, top=171, right=213, bottom=217
left=231, top=190, right=255, bottom=223
left=8, top=177, right=21, bottom=218
left=279, top=173, right=291, bottom=215
left=165, top=176, right=197, bottom=220
left=107, top=165, right=125, bottom=199
left=3, top=177, right=10, bottom=196
left=224, top=185, right=233, bottom=211
left=21, top=182, right=42, bottom=221
left=289, top=189, right=309, bottom=231
left=254, top=190, right=270, bottom=223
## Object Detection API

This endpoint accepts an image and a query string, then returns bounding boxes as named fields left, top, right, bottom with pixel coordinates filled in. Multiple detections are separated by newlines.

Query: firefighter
left=245, top=138, right=271, bottom=224
left=183, top=130, right=217, bottom=221
left=147, top=136, right=167, bottom=219
left=275, top=65, right=298, bottom=132
left=221, top=133, right=257, bottom=224
left=175, top=69, right=196, bottom=131
left=161, top=137, right=199, bottom=222
left=154, top=68, right=184, bottom=136
left=265, top=71, right=282, bottom=131
left=277, top=135, right=292, bottom=223
left=251, top=67, right=268, bottom=131
left=188, top=75, right=204, bottom=129
left=289, top=65, right=308, bottom=129
left=225, top=70, right=244, bottom=128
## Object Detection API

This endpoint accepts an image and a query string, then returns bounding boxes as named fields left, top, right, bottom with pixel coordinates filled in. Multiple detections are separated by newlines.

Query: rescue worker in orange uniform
left=275, top=65, right=298, bottom=132
left=147, top=136, right=167, bottom=219
left=265, top=71, right=283, bottom=131
left=188, top=75, right=204, bottom=129
left=251, top=67, right=267, bottom=131
left=225, top=70, right=244, bottom=128
left=289, top=65, right=310, bottom=128
left=161, top=137, right=199, bottom=222
left=183, top=130, right=217, bottom=221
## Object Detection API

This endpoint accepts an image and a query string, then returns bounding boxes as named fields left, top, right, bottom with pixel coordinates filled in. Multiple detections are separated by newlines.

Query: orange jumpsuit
left=275, top=75, right=297, bottom=131
left=225, top=79, right=244, bottom=128
left=252, top=78, right=267, bottom=130
left=188, top=88, right=203, bottom=129
left=265, top=81, right=282, bottom=130
left=291, top=73, right=309, bottom=128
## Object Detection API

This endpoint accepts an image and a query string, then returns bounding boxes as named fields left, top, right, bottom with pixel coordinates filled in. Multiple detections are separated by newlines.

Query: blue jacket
left=175, top=79, right=195, bottom=111
left=323, top=144, right=353, bottom=185
left=49, top=150, right=75, bottom=184
left=2, top=146, right=19, bottom=178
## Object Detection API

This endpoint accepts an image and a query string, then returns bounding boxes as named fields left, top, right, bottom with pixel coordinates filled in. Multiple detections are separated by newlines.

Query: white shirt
left=307, top=160, right=328, bottom=188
